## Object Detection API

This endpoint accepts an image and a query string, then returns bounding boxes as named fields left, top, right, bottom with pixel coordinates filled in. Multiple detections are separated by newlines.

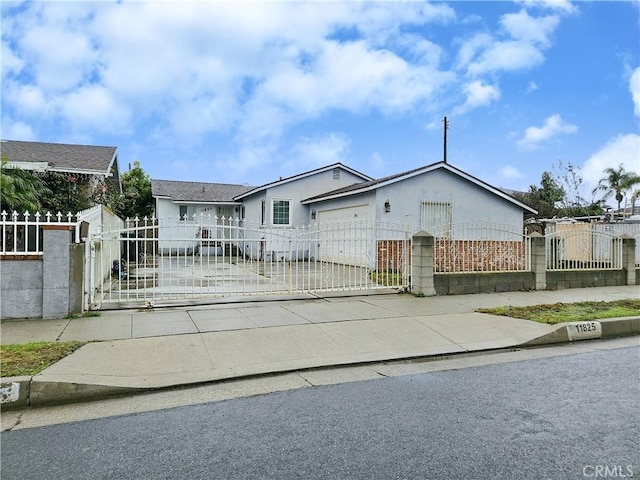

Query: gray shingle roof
left=152, top=179, right=254, bottom=203
left=1, top=139, right=117, bottom=174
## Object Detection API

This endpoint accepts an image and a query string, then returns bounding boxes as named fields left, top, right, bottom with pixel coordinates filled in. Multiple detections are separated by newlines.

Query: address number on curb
left=567, top=321, right=602, bottom=341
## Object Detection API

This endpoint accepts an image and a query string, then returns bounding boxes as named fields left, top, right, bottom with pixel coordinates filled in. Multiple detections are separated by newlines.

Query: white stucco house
left=295, top=161, right=537, bottom=266
left=233, top=163, right=373, bottom=228
left=150, top=161, right=536, bottom=263
left=301, top=161, right=537, bottom=232
left=230, top=163, right=373, bottom=261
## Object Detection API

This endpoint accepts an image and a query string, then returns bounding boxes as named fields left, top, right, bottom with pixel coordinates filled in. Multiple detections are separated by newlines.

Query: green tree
left=40, top=172, right=93, bottom=214
left=0, top=155, right=51, bottom=213
left=113, top=161, right=153, bottom=219
left=552, top=160, right=604, bottom=217
left=514, top=171, right=565, bottom=218
left=592, top=164, right=640, bottom=212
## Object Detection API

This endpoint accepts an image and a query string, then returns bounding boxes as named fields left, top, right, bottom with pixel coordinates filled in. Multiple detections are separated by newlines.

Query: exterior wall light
left=311, top=209, right=317, bottom=220
left=384, top=200, right=391, bottom=213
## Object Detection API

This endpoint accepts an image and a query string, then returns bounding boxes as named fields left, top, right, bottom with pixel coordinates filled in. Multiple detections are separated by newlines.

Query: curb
left=521, top=316, right=640, bottom=346
left=2, top=317, right=639, bottom=411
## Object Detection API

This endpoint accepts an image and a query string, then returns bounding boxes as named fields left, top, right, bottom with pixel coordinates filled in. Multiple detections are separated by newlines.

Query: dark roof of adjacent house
left=152, top=179, right=254, bottom=203
left=233, top=163, right=373, bottom=200
left=301, top=161, right=537, bottom=214
left=1, top=139, right=118, bottom=176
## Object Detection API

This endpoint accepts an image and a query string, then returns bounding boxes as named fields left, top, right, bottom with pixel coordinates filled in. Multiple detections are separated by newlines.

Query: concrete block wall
left=0, top=259, right=44, bottom=319
left=0, top=226, right=83, bottom=320
left=412, top=232, right=637, bottom=296
left=434, top=272, right=535, bottom=295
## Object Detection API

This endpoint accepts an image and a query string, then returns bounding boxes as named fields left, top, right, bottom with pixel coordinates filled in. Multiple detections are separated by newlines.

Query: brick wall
left=434, top=239, right=526, bottom=272
left=376, top=240, right=409, bottom=272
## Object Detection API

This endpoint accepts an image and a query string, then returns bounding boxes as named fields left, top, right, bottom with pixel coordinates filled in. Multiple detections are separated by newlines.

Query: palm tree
left=592, top=164, right=640, bottom=214
left=0, top=155, right=51, bottom=213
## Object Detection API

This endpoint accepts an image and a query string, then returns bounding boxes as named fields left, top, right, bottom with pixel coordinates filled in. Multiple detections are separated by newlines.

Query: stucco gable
left=233, top=163, right=373, bottom=201
left=301, top=161, right=537, bottom=214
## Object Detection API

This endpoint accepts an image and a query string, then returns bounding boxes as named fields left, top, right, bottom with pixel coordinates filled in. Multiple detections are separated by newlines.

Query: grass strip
left=477, top=299, right=640, bottom=325
left=1, top=341, right=86, bottom=377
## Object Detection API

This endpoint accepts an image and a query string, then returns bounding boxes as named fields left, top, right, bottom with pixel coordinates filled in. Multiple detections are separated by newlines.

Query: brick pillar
left=411, top=231, right=436, bottom=297
left=42, top=225, right=73, bottom=319
left=621, top=235, right=636, bottom=286
left=530, top=232, right=546, bottom=291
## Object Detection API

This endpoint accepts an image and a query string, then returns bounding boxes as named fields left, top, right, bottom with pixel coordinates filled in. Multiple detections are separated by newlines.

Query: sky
left=2, top=0, right=639, bottom=206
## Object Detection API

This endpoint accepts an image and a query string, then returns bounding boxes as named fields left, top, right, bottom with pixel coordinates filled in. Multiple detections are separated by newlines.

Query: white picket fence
left=0, top=210, right=82, bottom=256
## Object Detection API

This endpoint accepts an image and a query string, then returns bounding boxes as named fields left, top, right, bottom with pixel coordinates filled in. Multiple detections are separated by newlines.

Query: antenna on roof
left=442, top=116, right=449, bottom=164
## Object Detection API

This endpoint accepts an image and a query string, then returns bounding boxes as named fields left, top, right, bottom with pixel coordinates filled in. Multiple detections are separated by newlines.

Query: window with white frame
left=179, top=205, right=196, bottom=221
left=272, top=199, right=291, bottom=225
left=420, top=201, right=451, bottom=238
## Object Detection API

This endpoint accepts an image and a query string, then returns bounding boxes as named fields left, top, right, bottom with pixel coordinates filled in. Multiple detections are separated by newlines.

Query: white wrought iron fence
left=89, top=215, right=412, bottom=307
left=545, top=224, right=623, bottom=270
left=432, top=222, right=531, bottom=273
left=0, top=211, right=81, bottom=256
left=546, top=221, right=640, bottom=269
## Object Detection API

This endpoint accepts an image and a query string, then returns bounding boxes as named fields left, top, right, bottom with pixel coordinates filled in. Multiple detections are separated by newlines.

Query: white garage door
left=317, top=205, right=371, bottom=266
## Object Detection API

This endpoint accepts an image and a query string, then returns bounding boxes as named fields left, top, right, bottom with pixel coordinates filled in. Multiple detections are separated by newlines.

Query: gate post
left=621, top=235, right=636, bottom=286
left=411, top=231, right=436, bottom=296
left=42, top=225, right=74, bottom=319
left=530, top=233, right=546, bottom=291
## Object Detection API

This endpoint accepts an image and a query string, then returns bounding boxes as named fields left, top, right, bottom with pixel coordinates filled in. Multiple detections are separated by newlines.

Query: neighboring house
left=1, top=139, right=121, bottom=189
left=151, top=179, right=254, bottom=254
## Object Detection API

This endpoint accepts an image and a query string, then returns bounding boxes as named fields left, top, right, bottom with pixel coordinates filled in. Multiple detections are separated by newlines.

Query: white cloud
left=516, top=114, right=578, bottom=150
left=289, top=133, right=351, bottom=170
left=1, top=40, right=24, bottom=76
left=630, top=66, right=640, bottom=117
left=527, top=81, right=539, bottom=93
left=454, top=33, right=493, bottom=71
left=499, top=165, right=524, bottom=180
left=455, top=80, right=501, bottom=113
left=0, top=121, right=36, bottom=141
left=467, top=40, right=545, bottom=76
left=515, top=0, right=577, bottom=14
left=1, top=0, right=579, bottom=181
left=458, top=8, right=563, bottom=78
left=501, top=10, right=560, bottom=47
left=582, top=134, right=640, bottom=196
left=57, top=85, right=131, bottom=134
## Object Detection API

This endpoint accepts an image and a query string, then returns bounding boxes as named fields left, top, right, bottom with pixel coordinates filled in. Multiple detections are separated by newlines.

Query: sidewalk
left=1, top=286, right=638, bottom=408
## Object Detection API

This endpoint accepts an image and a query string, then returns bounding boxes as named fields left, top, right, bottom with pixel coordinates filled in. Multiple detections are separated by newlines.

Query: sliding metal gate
left=88, top=216, right=411, bottom=308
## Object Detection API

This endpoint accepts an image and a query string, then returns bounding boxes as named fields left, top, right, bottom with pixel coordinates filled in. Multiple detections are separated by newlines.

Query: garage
left=317, top=205, right=372, bottom=266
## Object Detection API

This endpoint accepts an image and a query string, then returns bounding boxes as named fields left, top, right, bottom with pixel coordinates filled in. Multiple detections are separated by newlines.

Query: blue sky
left=2, top=1, right=639, bottom=205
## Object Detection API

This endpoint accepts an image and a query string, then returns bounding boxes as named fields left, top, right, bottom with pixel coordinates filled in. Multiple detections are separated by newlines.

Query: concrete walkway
left=1, top=286, right=638, bottom=407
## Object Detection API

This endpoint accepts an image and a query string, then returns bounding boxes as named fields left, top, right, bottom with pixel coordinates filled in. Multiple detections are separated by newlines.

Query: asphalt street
left=2, top=342, right=638, bottom=480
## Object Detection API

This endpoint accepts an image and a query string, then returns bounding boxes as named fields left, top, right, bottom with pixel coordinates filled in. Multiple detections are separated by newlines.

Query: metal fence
left=432, top=222, right=531, bottom=273
left=0, top=210, right=80, bottom=256
left=89, top=215, right=412, bottom=307
left=545, top=224, right=623, bottom=270
left=545, top=221, right=640, bottom=268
